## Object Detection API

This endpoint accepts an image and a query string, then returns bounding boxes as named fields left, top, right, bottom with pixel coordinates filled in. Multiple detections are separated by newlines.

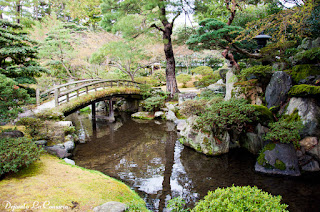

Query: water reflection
left=68, top=113, right=320, bottom=212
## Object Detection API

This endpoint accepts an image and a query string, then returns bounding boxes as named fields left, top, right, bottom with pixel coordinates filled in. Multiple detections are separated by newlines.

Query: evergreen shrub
left=0, top=137, right=43, bottom=175
left=180, top=99, right=208, bottom=117
left=192, top=185, right=288, bottom=212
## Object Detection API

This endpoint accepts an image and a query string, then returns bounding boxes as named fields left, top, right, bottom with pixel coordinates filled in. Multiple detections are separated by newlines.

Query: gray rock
left=178, top=93, right=198, bottom=105
left=265, top=71, right=292, bottom=109
left=56, top=121, right=73, bottom=127
left=307, top=142, right=320, bottom=160
left=242, top=133, right=264, bottom=155
left=154, top=111, right=165, bottom=119
left=298, top=38, right=313, bottom=50
left=17, top=110, right=35, bottom=119
left=44, top=146, right=71, bottom=158
left=255, top=143, right=301, bottom=176
left=179, top=116, right=229, bottom=156
left=165, top=102, right=178, bottom=112
left=0, top=130, right=24, bottom=138
left=34, top=140, right=48, bottom=146
left=131, top=112, right=153, bottom=120
left=93, top=201, right=128, bottom=212
left=64, top=140, right=75, bottom=152
left=225, top=68, right=238, bottom=101
left=286, top=97, right=320, bottom=136
left=176, top=120, right=187, bottom=132
left=165, top=110, right=177, bottom=122
left=301, top=160, right=320, bottom=172
left=207, top=79, right=226, bottom=95
left=63, top=158, right=75, bottom=165
left=312, top=37, right=320, bottom=48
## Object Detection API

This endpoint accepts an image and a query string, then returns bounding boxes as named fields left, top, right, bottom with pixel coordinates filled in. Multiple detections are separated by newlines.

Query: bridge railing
left=36, top=79, right=142, bottom=106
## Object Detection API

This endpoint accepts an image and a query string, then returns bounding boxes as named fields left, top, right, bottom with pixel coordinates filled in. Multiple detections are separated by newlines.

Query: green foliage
left=288, top=84, right=320, bottom=97
left=264, top=118, right=303, bottom=148
left=0, top=74, right=30, bottom=122
left=196, top=98, right=259, bottom=134
left=17, top=117, right=44, bottom=139
left=0, top=20, right=46, bottom=85
left=239, top=65, right=273, bottom=80
left=173, top=26, right=195, bottom=46
left=177, top=74, right=192, bottom=88
left=200, top=89, right=224, bottom=101
left=167, top=197, right=189, bottom=212
left=135, top=77, right=158, bottom=87
left=143, top=96, right=165, bottom=112
left=180, top=99, right=208, bottom=117
left=275, top=159, right=286, bottom=171
left=252, top=105, right=274, bottom=124
left=0, top=137, right=43, bottom=175
left=151, top=69, right=166, bottom=86
left=286, top=64, right=320, bottom=83
left=192, top=185, right=288, bottom=212
left=191, top=66, right=213, bottom=76
left=295, top=47, right=320, bottom=64
left=187, top=19, right=242, bottom=51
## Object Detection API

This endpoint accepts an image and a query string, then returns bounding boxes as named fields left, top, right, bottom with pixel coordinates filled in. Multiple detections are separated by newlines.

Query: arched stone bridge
left=36, top=79, right=143, bottom=121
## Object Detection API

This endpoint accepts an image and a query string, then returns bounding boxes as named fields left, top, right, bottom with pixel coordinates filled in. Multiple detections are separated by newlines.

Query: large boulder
left=165, top=110, right=178, bottom=122
left=178, top=93, right=198, bottom=105
left=0, top=130, right=24, bottom=138
left=232, top=85, right=263, bottom=105
left=179, top=116, right=229, bottom=156
left=265, top=71, right=292, bottom=109
left=285, top=97, right=320, bottom=136
left=241, top=124, right=268, bottom=155
left=44, top=145, right=71, bottom=158
left=255, top=143, right=301, bottom=176
left=131, top=112, right=154, bottom=120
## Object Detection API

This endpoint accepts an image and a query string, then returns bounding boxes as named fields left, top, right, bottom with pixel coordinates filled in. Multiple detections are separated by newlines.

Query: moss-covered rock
left=252, top=105, right=274, bottom=124
left=285, top=64, right=320, bottom=84
left=288, top=84, right=320, bottom=97
left=131, top=112, right=154, bottom=120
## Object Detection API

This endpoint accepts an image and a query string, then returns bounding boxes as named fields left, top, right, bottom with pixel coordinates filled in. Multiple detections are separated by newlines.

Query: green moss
left=252, top=105, right=274, bottom=123
left=239, top=65, right=273, bottom=80
left=286, top=64, right=320, bottom=83
left=257, top=143, right=276, bottom=166
left=275, top=159, right=286, bottom=171
left=288, top=84, right=320, bottom=97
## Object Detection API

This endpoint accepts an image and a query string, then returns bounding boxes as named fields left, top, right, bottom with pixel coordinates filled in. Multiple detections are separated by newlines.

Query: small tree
left=177, top=73, right=192, bottom=88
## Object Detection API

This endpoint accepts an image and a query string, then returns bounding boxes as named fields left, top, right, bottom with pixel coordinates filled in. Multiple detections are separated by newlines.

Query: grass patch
left=0, top=154, right=149, bottom=212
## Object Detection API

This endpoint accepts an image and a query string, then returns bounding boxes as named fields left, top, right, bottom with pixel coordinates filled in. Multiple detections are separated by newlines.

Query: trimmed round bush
left=192, top=185, right=288, bottom=212
left=0, top=137, right=43, bottom=175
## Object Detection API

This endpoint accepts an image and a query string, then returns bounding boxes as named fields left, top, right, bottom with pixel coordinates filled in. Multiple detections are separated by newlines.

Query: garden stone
left=301, top=160, right=320, bottom=172
left=176, top=120, right=187, bottom=132
left=225, top=69, right=238, bottom=101
left=286, top=97, right=320, bottom=136
left=312, top=37, right=320, bottom=48
left=56, top=121, right=73, bottom=127
left=63, top=158, right=76, bottom=165
left=154, top=111, right=165, bottom=119
left=34, top=140, right=48, bottom=146
left=131, top=112, right=154, bottom=120
left=307, top=142, right=320, bottom=160
left=298, top=38, right=312, bottom=50
left=165, top=102, right=177, bottom=112
left=0, top=130, right=24, bottom=138
left=242, top=132, right=264, bottom=155
left=207, top=79, right=226, bottom=95
left=255, top=143, right=301, bottom=176
left=178, top=93, right=198, bottom=105
left=45, top=145, right=71, bottom=158
left=265, top=71, right=292, bottom=109
left=93, top=201, right=127, bottom=212
left=165, top=110, right=177, bottom=122
left=180, top=116, right=229, bottom=156
left=64, top=140, right=75, bottom=152
left=299, top=137, right=318, bottom=151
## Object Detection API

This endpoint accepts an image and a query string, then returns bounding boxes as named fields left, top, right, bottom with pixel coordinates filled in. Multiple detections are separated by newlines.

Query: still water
left=67, top=112, right=320, bottom=212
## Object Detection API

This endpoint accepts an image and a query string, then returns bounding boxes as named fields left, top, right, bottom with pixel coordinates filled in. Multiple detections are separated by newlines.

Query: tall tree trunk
left=163, top=26, right=179, bottom=98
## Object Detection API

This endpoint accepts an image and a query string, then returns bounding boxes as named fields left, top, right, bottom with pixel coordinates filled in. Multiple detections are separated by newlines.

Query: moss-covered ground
left=0, top=154, right=149, bottom=212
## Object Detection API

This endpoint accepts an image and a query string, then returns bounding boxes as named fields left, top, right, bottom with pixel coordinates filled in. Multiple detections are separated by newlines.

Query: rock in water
left=265, top=71, right=292, bottom=109
left=255, top=143, right=301, bottom=176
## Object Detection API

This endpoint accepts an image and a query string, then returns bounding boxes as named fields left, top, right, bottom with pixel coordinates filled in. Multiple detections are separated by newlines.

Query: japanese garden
left=0, top=0, right=320, bottom=211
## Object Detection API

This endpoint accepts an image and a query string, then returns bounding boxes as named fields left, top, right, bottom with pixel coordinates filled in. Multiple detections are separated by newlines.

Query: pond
left=67, top=112, right=320, bottom=212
